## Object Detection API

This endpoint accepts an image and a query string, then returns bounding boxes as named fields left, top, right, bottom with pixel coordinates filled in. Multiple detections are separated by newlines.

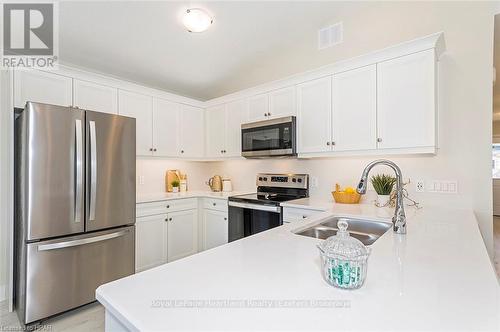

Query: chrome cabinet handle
left=74, top=119, right=83, bottom=223
left=332, top=141, right=335, bottom=146
left=149, top=148, right=153, bottom=151
left=264, top=113, right=267, bottom=117
left=38, top=230, right=129, bottom=251
left=153, top=148, right=157, bottom=152
left=181, top=150, right=184, bottom=154
left=213, top=202, right=216, bottom=206
left=169, top=218, right=172, bottom=221
left=224, top=217, right=227, bottom=221
left=377, top=138, right=382, bottom=143
left=267, top=112, right=271, bottom=116
left=89, top=121, right=97, bottom=221
left=326, top=142, right=330, bottom=146
left=165, top=218, right=168, bottom=222
left=166, top=205, right=170, bottom=208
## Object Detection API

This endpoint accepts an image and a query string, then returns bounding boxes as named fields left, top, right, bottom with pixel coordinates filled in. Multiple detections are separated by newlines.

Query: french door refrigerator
left=15, top=102, right=136, bottom=325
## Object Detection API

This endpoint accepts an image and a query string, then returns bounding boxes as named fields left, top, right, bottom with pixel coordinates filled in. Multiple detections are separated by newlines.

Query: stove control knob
left=258, top=177, right=263, bottom=181
left=263, top=177, right=268, bottom=181
left=297, top=178, right=302, bottom=183
left=292, top=178, right=297, bottom=183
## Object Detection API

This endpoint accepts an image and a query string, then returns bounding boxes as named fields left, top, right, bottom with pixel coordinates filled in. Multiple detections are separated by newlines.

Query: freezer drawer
left=22, top=226, right=135, bottom=324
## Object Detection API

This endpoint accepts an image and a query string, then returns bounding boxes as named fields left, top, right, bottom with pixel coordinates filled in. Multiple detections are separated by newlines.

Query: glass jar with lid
left=317, top=219, right=371, bottom=289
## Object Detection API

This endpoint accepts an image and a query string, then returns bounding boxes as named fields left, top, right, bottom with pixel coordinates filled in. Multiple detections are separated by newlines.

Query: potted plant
left=171, top=180, right=180, bottom=193
left=370, top=174, right=396, bottom=207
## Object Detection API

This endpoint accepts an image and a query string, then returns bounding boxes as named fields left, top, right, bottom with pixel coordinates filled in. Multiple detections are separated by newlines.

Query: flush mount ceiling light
left=183, top=8, right=213, bottom=33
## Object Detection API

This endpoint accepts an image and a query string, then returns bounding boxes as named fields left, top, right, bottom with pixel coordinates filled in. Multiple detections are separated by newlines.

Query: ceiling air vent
left=318, top=22, right=343, bottom=50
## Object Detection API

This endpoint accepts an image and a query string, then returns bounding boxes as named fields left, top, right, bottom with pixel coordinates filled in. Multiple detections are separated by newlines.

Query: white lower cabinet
left=282, top=207, right=325, bottom=223
left=202, top=209, right=228, bottom=250
left=167, top=209, right=198, bottom=262
left=135, top=199, right=199, bottom=272
left=135, top=213, right=168, bottom=272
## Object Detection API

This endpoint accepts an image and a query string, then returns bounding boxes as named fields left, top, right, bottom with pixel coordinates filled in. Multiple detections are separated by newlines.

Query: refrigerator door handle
left=75, top=119, right=83, bottom=223
left=37, top=229, right=130, bottom=251
left=89, top=120, right=97, bottom=221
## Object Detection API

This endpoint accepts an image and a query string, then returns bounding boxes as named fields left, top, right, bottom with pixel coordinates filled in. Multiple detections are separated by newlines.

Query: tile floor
left=0, top=301, right=104, bottom=331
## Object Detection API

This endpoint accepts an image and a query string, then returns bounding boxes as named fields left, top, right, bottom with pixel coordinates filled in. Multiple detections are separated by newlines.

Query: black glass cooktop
left=228, top=193, right=300, bottom=205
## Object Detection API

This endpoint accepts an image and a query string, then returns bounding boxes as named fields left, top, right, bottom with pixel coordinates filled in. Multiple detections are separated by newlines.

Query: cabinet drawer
left=282, top=207, right=325, bottom=223
left=137, top=198, right=198, bottom=217
left=203, top=198, right=228, bottom=212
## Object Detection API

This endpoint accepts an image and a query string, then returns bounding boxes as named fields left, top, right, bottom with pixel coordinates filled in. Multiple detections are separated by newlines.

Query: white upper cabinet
left=269, top=86, right=296, bottom=119
left=153, top=98, right=179, bottom=157
left=179, top=105, right=204, bottom=158
left=118, top=90, right=153, bottom=156
left=248, top=93, right=269, bottom=122
left=297, top=76, right=332, bottom=153
left=225, top=99, right=247, bottom=157
left=73, top=79, right=118, bottom=114
left=14, top=70, right=72, bottom=108
left=332, top=65, right=377, bottom=151
left=167, top=209, right=198, bottom=262
left=206, top=105, right=227, bottom=157
left=377, top=49, right=436, bottom=149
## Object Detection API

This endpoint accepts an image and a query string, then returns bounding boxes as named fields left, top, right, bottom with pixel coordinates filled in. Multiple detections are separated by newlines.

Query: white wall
left=207, top=2, right=496, bottom=255
left=136, top=159, right=215, bottom=195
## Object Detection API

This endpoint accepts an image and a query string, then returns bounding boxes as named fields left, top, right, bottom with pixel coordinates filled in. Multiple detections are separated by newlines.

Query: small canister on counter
left=317, top=219, right=371, bottom=289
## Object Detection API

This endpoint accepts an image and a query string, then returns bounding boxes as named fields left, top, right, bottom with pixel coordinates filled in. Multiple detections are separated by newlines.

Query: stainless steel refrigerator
left=14, top=102, right=136, bottom=325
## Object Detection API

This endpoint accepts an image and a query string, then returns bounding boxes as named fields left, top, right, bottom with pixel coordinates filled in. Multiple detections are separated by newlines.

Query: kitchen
left=0, top=1, right=499, bottom=331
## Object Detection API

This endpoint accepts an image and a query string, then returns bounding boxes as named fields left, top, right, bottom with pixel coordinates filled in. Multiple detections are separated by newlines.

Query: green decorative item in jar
left=317, top=219, right=371, bottom=289
left=370, top=174, right=396, bottom=195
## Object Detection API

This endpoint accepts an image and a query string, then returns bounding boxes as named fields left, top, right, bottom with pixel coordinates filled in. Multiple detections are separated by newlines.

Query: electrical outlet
left=415, top=180, right=425, bottom=193
left=138, top=175, right=145, bottom=185
left=311, top=176, right=319, bottom=188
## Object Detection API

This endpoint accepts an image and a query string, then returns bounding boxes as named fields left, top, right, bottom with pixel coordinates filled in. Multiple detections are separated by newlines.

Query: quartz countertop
left=96, top=202, right=499, bottom=331
left=136, top=190, right=252, bottom=204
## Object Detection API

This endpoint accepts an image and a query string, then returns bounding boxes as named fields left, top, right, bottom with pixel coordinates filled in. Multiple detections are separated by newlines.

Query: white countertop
left=136, top=190, right=251, bottom=204
left=96, top=202, right=499, bottom=331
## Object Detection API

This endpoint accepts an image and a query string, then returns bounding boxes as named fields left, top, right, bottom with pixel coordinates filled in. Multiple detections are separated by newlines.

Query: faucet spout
left=356, top=159, right=406, bottom=234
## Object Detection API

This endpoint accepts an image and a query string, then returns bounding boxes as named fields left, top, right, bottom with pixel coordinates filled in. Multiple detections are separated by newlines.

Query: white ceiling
left=59, top=1, right=364, bottom=101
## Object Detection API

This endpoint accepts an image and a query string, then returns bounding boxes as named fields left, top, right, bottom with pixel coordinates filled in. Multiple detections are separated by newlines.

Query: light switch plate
left=311, top=176, right=319, bottom=188
left=428, top=180, right=458, bottom=194
left=138, top=175, right=145, bottom=185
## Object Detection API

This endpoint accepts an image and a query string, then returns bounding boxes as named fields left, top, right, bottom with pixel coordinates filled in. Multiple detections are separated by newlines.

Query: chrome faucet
left=356, top=159, right=406, bottom=234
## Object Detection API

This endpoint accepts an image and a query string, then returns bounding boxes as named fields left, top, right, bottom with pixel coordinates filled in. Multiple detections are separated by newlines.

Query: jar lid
left=318, top=219, right=369, bottom=260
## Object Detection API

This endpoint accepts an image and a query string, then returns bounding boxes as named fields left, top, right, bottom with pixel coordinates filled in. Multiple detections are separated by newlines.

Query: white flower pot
left=172, top=187, right=179, bottom=193
left=376, top=194, right=390, bottom=207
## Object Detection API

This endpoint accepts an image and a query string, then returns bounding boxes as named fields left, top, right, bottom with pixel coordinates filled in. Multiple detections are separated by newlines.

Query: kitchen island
left=96, top=203, right=499, bottom=331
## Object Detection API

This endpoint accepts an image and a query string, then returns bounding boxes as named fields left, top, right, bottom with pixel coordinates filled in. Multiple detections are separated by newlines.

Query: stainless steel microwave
left=241, top=116, right=296, bottom=158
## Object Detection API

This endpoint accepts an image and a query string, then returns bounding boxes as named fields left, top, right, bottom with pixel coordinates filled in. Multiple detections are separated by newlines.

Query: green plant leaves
left=370, top=174, right=396, bottom=195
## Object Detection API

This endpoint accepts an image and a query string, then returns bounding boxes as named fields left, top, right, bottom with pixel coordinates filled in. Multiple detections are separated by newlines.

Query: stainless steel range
left=228, top=173, right=309, bottom=242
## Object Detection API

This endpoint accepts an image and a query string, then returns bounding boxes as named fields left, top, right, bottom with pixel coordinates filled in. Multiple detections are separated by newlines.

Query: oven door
left=228, top=201, right=282, bottom=242
left=241, top=116, right=296, bottom=157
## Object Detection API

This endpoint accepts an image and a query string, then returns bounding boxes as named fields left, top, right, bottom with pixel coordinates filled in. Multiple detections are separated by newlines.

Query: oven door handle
left=228, top=201, right=281, bottom=213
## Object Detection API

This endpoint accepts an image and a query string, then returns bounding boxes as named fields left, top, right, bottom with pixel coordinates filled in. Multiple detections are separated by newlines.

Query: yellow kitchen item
left=332, top=183, right=361, bottom=204
left=166, top=170, right=181, bottom=192
left=206, top=175, right=223, bottom=192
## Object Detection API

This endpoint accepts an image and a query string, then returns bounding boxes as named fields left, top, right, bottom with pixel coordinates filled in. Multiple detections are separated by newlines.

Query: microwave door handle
left=89, top=121, right=97, bottom=221
left=74, top=119, right=83, bottom=223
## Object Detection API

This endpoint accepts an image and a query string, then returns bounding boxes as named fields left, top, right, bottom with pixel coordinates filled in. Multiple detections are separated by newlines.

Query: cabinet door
left=153, top=98, right=179, bottom=157
left=297, top=77, right=332, bottom=153
left=206, top=105, right=227, bottom=158
left=179, top=105, right=205, bottom=158
left=203, top=210, right=228, bottom=250
left=73, top=79, right=118, bottom=114
left=118, top=90, right=153, bottom=156
left=225, top=99, right=247, bottom=157
left=14, top=70, right=72, bottom=108
left=248, top=93, right=269, bottom=122
left=269, top=86, right=296, bottom=118
left=135, top=214, right=168, bottom=272
left=332, top=65, right=377, bottom=151
left=377, top=49, right=436, bottom=149
left=167, top=209, right=198, bottom=262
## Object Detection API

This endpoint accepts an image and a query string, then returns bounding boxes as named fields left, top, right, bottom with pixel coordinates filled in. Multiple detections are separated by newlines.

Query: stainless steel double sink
left=294, top=216, right=392, bottom=245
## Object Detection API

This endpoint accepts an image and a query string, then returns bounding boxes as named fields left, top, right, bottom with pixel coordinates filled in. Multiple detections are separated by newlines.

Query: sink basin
left=294, top=216, right=392, bottom=245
